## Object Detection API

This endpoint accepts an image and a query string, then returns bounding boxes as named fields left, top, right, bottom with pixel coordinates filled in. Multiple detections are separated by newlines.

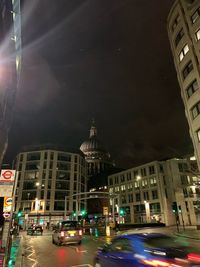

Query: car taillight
left=60, top=231, right=65, bottom=237
left=79, top=230, right=82, bottom=236
left=141, top=259, right=171, bottom=267
left=188, top=253, right=200, bottom=262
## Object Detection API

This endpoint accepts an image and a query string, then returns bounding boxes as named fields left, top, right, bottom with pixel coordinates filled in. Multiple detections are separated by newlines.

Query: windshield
left=61, top=221, right=80, bottom=230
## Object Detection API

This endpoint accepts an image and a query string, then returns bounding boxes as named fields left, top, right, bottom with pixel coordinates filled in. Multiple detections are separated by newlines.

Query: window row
left=121, top=190, right=159, bottom=204
left=109, top=178, right=157, bottom=193
left=109, top=165, right=156, bottom=185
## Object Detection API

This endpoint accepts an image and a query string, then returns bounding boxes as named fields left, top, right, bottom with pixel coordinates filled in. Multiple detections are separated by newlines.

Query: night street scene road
left=0, top=0, right=200, bottom=267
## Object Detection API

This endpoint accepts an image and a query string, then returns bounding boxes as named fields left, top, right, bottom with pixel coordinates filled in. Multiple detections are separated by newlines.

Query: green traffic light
left=17, top=212, right=22, bottom=217
left=119, top=209, right=125, bottom=215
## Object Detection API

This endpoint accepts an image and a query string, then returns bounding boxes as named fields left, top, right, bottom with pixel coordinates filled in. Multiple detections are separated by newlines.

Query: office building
left=167, top=0, right=200, bottom=170
left=108, top=156, right=200, bottom=226
left=14, top=145, right=87, bottom=225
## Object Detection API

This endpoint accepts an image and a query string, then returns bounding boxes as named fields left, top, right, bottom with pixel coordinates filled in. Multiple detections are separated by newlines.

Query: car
left=52, top=220, right=83, bottom=246
left=27, top=225, right=43, bottom=235
left=94, top=232, right=200, bottom=267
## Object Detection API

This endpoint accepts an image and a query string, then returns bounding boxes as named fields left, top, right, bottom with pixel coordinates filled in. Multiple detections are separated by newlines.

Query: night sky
left=5, top=0, right=193, bottom=168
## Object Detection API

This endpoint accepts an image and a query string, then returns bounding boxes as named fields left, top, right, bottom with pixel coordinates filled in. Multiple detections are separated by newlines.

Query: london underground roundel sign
left=0, top=170, right=15, bottom=182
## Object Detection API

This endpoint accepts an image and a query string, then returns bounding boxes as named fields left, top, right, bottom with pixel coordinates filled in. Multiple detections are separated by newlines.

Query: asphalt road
left=16, top=228, right=200, bottom=267
left=17, top=234, right=109, bottom=267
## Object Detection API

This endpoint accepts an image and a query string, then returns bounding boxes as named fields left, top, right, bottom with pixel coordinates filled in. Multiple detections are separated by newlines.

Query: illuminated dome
left=80, top=121, right=113, bottom=175
left=80, top=125, right=107, bottom=154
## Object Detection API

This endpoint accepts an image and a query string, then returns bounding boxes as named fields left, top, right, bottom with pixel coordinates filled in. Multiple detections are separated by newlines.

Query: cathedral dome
left=80, top=136, right=106, bottom=153
left=80, top=120, right=113, bottom=176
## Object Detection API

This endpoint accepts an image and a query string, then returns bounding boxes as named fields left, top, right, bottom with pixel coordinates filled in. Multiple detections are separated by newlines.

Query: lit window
left=115, top=186, right=119, bottom=192
left=109, top=188, right=113, bottom=193
left=195, top=28, right=200, bottom=41
left=182, top=61, right=193, bottom=79
left=179, top=44, right=189, bottom=62
left=186, top=79, right=199, bottom=98
left=197, top=129, right=200, bottom=142
left=121, top=185, right=126, bottom=191
left=191, top=101, right=200, bottom=119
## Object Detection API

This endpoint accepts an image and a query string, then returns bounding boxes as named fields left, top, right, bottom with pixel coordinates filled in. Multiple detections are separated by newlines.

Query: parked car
left=52, top=221, right=83, bottom=245
left=94, top=232, right=200, bottom=267
left=27, top=225, right=43, bottom=235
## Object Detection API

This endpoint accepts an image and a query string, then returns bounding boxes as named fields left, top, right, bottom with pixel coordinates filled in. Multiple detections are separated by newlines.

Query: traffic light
left=119, top=208, right=125, bottom=216
left=81, top=209, right=87, bottom=216
left=17, top=209, right=22, bottom=217
left=172, top=202, right=178, bottom=214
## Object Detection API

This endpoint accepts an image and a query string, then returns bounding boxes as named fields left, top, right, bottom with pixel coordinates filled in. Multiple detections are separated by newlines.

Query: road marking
left=68, top=246, right=88, bottom=253
left=70, top=264, right=93, bottom=267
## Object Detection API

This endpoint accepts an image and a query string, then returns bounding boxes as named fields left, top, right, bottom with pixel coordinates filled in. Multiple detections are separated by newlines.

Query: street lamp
left=35, top=198, right=40, bottom=224
left=136, top=175, right=142, bottom=223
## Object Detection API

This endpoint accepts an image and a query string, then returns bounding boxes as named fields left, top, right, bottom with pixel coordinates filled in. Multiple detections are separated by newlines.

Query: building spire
left=89, top=118, right=97, bottom=137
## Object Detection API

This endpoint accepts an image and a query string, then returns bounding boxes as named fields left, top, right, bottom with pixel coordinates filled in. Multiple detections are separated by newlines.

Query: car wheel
left=78, top=240, right=82, bottom=245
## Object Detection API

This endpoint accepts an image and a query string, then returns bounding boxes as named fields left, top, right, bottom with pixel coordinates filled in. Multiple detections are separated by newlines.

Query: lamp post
left=136, top=175, right=142, bottom=223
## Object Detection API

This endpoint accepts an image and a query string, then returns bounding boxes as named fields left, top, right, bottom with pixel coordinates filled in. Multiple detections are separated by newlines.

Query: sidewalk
left=174, top=228, right=200, bottom=240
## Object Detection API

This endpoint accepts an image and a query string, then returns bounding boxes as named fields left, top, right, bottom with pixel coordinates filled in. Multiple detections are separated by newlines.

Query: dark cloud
left=5, top=0, right=192, bottom=168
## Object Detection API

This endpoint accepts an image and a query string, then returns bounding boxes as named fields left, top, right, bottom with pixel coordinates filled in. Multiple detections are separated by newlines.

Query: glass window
left=175, top=28, right=184, bottom=47
left=191, top=101, right=200, bottom=119
left=143, top=191, right=149, bottom=200
left=195, top=28, right=200, bottom=41
left=136, top=193, right=141, bottom=202
left=186, top=79, right=199, bottom=98
left=182, top=61, right=193, bottom=79
left=179, top=44, right=189, bottom=62
left=171, top=14, right=180, bottom=32
left=127, top=172, right=131, bottom=181
left=120, top=175, right=125, bottom=182
left=109, top=238, right=133, bottom=253
left=57, top=153, right=71, bottom=161
left=141, top=168, right=147, bottom=176
left=121, top=195, right=127, bottom=204
left=115, top=186, right=119, bottom=192
left=149, top=165, right=155, bottom=175
left=180, top=175, right=189, bottom=185
left=191, top=7, right=200, bottom=24
left=54, top=201, right=65, bottom=210
left=121, top=185, right=126, bottom=191
left=27, top=153, right=41, bottom=161
left=128, top=194, right=133, bottom=203
left=197, top=129, right=200, bottom=142
left=115, top=176, right=119, bottom=184
left=152, top=190, right=158, bottom=199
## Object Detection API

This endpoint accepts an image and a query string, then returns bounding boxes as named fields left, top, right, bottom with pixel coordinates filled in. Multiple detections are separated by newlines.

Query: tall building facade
left=0, top=0, right=21, bottom=164
left=167, top=0, right=200, bottom=170
left=80, top=121, right=114, bottom=176
left=14, top=145, right=87, bottom=225
left=108, top=157, right=200, bottom=226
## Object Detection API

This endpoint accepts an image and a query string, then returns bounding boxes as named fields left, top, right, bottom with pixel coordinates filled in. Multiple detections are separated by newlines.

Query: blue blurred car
left=94, top=233, right=200, bottom=267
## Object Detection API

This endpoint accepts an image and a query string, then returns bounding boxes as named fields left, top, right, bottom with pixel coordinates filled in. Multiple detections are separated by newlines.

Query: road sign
left=103, top=207, right=108, bottom=216
left=3, top=212, right=10, bottom=219
left=3, top=197, right=12, bottom=212
left=0, top=186, right=14, bottom=197
left=0, top=170, right=15, bottom=183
